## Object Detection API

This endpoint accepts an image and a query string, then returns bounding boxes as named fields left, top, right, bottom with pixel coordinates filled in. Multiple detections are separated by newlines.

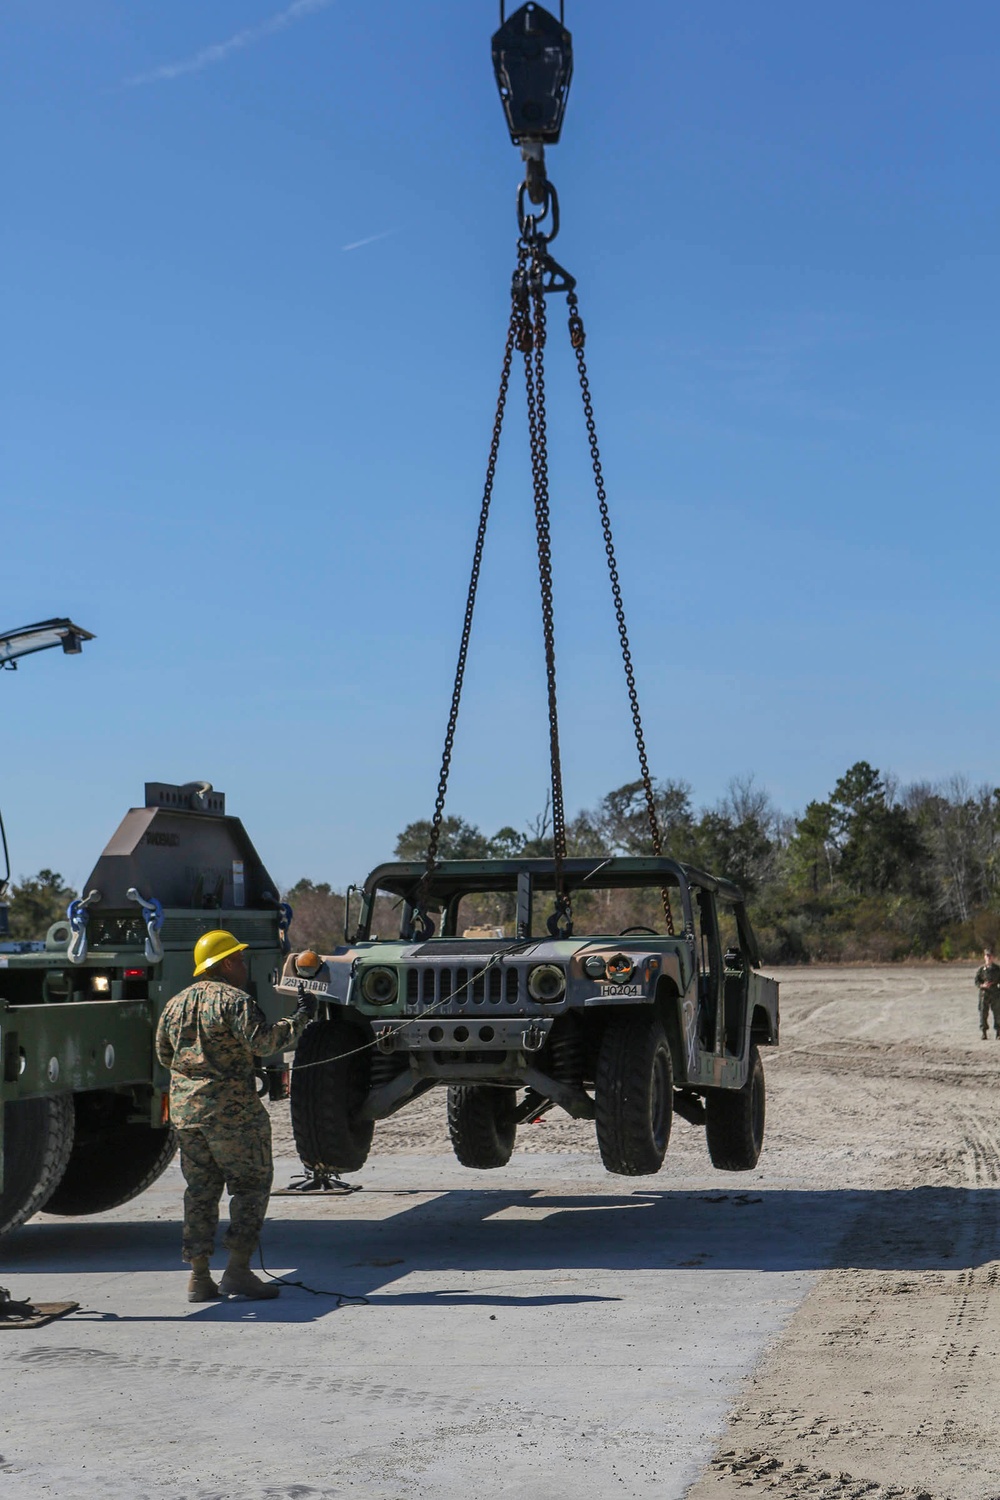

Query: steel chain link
left=417, top=245, right=528, bottom=913
left=565, top=287, right=675, bottom=935
left=523, top=244, right=569, bottom=917
left=420, top=199, right=672, bottom=939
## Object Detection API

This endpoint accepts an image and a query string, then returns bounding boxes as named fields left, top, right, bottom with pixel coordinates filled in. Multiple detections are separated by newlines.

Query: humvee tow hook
left=521, top=1023, right=546, bottom=1053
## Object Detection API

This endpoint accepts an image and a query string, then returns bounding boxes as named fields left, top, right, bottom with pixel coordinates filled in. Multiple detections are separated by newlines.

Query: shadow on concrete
left=2, top=1186, right=997, bottom=1324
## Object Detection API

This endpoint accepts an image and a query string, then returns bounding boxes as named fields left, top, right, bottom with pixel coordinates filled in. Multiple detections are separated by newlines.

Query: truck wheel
left=0, top=1096, right=75, bottom=1237
left=291, top=1018, right=374, bottom=1173
left=594, top=1016, right=673, bottom=1175
left=447, top=1086, right=516, bottom=1168
left=44, top=1095, right=176, bottom=1216
left=706, top=1044, right=766, bottom=1171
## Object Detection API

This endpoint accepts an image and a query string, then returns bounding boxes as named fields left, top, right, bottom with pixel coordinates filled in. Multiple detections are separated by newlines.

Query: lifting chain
left=565, top=285, right=675, bottom=936
left=414, top=244, right=528, bottom=926
left=522, top=242, right=571, bottom=930
left=419, top=170, right=674, bottom=938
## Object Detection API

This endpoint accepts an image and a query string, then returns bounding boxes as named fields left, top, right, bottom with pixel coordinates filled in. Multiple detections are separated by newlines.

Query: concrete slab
left=0, top=1148, right=854, bottom=1500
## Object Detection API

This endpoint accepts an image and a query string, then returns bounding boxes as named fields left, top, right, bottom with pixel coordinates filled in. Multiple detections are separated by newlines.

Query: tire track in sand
left=686, top=973, right=1000, bottom=1500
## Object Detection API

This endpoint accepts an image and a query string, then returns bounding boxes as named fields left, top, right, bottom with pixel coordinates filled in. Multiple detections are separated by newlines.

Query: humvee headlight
left=360, top=966, right=398, bottom=1006
left=91, top=974, right=110, bottom=995
left=605, top=953, right=635, bottom=984
left=582, top=954, right=607, bottom=980
left=294, top=949, right=323, bottom=979
left=527, top=964, right=566, bottom=1002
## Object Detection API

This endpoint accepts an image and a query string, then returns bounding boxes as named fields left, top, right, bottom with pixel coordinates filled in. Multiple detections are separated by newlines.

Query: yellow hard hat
left=193, top=929, right=248, bottom=977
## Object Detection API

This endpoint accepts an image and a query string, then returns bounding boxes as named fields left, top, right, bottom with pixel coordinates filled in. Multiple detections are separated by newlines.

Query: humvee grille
left=403, top=964, right=520, bottom=1011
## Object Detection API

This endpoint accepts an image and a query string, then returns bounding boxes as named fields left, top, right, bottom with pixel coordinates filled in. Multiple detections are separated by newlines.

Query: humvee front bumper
left=371, top=1015, right=555, bottom=1054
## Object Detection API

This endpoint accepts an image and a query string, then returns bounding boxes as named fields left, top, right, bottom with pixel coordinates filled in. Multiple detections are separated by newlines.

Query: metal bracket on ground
left=272, top=1170, right=363, bottom=1197
left=0, top=1286, right=79, bottom=1329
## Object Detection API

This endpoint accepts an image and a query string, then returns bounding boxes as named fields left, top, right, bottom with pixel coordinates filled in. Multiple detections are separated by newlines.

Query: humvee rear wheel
left=447, top=1086, right=516, bottom=1168
left=0, top=1095, right=75, bottom=1237
left=44, top=1094, right=176, bottom=1216
left=594, top=1016, right=673, bottom=1175
left=291, top=1018, right=374, bottom=1174
left=706, top=1044, right=765, bottom=1171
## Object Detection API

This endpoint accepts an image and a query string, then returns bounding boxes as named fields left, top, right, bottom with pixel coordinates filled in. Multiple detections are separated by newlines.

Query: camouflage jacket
left=155, top=979, right=308, bottom=1129
left=975, top=963, right=1000, bottom=990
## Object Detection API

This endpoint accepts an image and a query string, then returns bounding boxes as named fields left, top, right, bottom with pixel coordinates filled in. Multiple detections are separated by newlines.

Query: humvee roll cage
left=355, top=856, right=761, bottom=966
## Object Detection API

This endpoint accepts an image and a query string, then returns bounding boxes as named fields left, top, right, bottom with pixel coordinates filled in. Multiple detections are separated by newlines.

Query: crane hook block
left=492, top=4, right=573, bottom=147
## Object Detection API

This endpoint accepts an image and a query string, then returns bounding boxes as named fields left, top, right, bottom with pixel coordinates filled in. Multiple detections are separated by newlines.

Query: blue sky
left=4, top=0, right=1000, bottom=894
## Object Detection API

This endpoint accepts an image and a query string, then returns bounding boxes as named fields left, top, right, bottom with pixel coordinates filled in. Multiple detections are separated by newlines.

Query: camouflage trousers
left=177, top=1113, right=273, bottom=1263
left=979, top=989, right=1000, bottom=1035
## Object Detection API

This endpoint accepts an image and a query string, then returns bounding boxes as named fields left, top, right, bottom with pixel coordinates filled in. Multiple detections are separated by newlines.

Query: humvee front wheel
left=0, top=1095, right=75, bottom=1237
left=706, top=1044, right=765, bottom=1171
left=44, top=1094, right=176, bottom=1216
left=447, top=1086, right=516, bottom=1168
left=594, top=1016, right=672, bottom=1175
left=291, top=1018, right=374, bottom=1174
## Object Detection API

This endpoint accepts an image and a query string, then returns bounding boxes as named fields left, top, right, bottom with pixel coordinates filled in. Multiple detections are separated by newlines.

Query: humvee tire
left=594, top=1016, right=672, bottom=1175
left=706, top=1044, right=765, bottom=1171
left=291, top=1018, right=373, bottom=1173
left=0, top=1095, right=75, bottom=1237
left=447, top=1085, right=517, bottom=1168
left=45, top=1094, right=176, bottom=1216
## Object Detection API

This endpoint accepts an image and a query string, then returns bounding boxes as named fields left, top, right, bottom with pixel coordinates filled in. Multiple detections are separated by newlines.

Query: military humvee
left=281, top=856, right=778, bottom=1177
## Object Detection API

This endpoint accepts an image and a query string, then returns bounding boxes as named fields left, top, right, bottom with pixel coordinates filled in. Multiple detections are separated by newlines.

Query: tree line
left=8, top=762, right=1000, bottom=961
left=285, top=762, right=1000, bottom=962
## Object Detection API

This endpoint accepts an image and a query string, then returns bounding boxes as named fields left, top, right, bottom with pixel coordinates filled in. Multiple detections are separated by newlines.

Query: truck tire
left=594, top=1016, right=673, bottom=1175
left=706, top=1044, right=765, bottom=1171
left=0, top=1095, right=75, bottom=1237
left=447, top=1086, right=516, bottom=1168
left=291, top=1018, right=373, bottom=1173
left=44, top=1094, right=176, bottom=1216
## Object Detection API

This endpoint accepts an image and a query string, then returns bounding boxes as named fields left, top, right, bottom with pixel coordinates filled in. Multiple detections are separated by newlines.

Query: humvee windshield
left=354, top=857, right=760, bottom=964
left=358, top=858, right=696, bottom=943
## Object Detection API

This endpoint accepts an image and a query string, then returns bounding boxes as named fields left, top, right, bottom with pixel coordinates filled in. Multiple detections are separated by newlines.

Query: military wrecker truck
left=281, top=856, right=778, bottom=1177
left=0, top=781, right=292, bottom=1237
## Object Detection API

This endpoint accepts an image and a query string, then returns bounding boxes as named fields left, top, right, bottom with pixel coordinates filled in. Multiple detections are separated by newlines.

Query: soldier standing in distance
left=974, top=947, right=1000, bottom=1040
left=155, top=929, right=315, bottom=1301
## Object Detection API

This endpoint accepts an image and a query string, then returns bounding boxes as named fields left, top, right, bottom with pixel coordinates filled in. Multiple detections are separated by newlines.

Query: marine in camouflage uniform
left=974, top=948, right=1000, bottom=1040
left=155, top=929, right=313, bottom=1300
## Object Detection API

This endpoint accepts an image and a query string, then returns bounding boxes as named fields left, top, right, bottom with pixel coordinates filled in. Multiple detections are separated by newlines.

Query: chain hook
left=127, top=887, right=165, bottom=964
left=66, top=889, right=101, bottom=966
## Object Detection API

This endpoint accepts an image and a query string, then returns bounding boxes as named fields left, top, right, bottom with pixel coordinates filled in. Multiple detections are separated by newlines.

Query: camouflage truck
left=0, top=782, right=291, bottom=1237
left=281, top=856, right=778, bottom=1177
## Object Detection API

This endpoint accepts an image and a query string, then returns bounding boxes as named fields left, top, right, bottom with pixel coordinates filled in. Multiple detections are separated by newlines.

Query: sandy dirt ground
left=272, top=963, right=1000, bottom=1498
left=685, top=964, right=1000, bottom=1500
left=2, top=964, right=998, bottom=1499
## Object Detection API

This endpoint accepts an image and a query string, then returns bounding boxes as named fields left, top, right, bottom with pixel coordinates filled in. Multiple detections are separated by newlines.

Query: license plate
left=598, top=983, right=642, bottom=997
left=280, top=975, right=327, bottom=994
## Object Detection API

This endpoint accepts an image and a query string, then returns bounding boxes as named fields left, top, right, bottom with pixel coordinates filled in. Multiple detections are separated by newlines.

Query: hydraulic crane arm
left=0, top=618, right=95, bottom=670
left=0, top=617, right=94, bottom=925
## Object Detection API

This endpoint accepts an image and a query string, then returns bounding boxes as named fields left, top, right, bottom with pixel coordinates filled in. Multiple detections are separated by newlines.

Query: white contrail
left=341, top=229, right=398, bottom=253
left=124, top=0, right=336, bottom=86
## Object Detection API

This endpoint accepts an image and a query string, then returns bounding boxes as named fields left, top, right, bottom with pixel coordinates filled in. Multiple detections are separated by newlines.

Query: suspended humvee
left=281, top=856, right=779, bottom=1178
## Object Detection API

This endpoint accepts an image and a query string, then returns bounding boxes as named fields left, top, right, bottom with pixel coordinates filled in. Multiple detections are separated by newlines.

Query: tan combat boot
left=187, top=1256, right=221, bottom=1302
left=219, top=1248, right=280, bottom=1300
